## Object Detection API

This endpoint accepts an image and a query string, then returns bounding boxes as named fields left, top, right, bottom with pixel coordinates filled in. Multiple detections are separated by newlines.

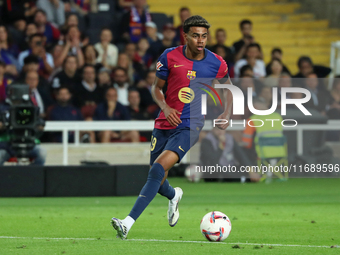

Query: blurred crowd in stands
left=0, top=0, right=339, bottom=144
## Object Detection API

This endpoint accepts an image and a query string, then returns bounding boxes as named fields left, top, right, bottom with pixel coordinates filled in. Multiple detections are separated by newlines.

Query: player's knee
left=148, top=162, right=165, bottom=181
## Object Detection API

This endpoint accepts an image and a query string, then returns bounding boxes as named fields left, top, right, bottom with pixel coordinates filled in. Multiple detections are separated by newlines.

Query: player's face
left=186, top=27, right=208, bottom=55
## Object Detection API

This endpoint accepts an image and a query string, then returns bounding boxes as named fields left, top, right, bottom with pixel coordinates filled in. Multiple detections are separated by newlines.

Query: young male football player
left=111, top=15, right=233, bottom=239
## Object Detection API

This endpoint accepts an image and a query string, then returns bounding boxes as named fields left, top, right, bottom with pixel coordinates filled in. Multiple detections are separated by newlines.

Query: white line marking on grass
left=128, top=239, right=331, bottom=248
left=0, top=236, right=333, bottom=248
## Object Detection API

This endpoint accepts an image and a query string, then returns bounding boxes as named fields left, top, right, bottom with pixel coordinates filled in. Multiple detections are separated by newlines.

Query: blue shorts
left=150, top=127, right=201, bottom=165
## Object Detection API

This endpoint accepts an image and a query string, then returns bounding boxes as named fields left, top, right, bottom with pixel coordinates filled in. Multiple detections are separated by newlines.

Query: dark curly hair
left=183, top=15, right=210, bottom=33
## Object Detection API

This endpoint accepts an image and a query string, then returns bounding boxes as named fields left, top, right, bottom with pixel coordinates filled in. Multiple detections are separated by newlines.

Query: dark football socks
left=129, top=163, right=165, bottom=221
left=158, top=179, right=175, bottom=200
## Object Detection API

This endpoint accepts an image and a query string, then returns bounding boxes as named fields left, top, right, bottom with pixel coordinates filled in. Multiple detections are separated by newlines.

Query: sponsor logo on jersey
left=156, top=61, right=163, bottom=71
left=187, top=70, right=196, bottom=80
left=178, top=87, right=195, bottom=103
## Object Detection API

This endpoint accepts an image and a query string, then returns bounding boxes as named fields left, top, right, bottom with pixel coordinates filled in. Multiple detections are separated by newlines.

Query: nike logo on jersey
left=178, top=146, right=185, bottom=152
left=174, top=64, right=184, bottom=68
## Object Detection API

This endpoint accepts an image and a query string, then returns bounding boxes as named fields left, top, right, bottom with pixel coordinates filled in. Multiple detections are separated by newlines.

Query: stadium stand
left=147, top=0, right=339, bottom=74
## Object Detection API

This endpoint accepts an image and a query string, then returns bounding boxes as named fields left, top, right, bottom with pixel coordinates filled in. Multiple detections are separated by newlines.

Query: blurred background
left=1, top=0, right=340, bottom=196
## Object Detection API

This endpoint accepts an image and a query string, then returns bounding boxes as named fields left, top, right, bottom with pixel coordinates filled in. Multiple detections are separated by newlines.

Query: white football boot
left=111, top=217, right=128, bottom=240
left=167, top=187, right=183, bottom=227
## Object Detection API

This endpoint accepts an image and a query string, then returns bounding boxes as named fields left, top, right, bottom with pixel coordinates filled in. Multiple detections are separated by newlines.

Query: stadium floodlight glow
left=201, top=84, right=312, bottom=116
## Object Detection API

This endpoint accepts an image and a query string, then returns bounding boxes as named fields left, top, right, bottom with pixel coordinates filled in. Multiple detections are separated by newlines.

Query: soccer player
left=111, top=15, right=233, bottom=239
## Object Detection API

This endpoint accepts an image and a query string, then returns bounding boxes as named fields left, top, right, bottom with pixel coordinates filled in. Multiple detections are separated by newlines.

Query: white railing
left=43, top=120, right=340, bottom=165
left=329, top=41, right=340, bottom=89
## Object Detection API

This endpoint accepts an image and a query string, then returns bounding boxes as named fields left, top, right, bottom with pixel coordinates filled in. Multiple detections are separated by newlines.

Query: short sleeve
left=155, top=50, right=169, bottom=81
left=215, top=56, right=229, bottom=80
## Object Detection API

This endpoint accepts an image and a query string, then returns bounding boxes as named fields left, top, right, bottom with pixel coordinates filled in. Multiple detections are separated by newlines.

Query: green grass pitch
left=0, top=178, right=339, bottom=254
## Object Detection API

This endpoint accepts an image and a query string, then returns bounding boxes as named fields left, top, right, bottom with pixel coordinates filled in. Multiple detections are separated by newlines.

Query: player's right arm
left=151, top=77, right=182, bottom=127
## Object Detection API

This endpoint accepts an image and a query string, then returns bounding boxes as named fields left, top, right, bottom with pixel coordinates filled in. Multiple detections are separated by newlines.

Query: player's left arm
left=215, top=58, right=233, bottom=130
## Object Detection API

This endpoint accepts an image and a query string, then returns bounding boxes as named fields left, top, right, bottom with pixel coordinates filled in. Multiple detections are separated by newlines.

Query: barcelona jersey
left=155, top=45, right=229, bottom=130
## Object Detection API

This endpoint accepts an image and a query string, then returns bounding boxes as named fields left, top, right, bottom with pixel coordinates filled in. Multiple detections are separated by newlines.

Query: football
left=184, top=164, right=202, bottom=182
left=200, top=211, right=232, bottom=242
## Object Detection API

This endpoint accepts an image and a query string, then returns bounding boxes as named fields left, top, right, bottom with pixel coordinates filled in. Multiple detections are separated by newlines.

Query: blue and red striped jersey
left=155, top=45, right=228, bottom=130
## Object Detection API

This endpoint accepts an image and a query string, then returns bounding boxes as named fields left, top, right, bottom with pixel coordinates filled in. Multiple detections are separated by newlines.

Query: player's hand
left=216, top=113, right=230, bottom=130
left=163, top=106, right=182, bottom=127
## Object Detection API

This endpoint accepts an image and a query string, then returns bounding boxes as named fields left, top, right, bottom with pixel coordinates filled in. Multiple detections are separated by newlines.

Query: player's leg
left=111, top=129, right=169, bottom=239
left=111, top=150, right=179, bottom=239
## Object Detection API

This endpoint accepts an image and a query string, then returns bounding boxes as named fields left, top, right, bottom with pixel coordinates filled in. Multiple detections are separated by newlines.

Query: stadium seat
left=87, top=28, right=101, bottom=44
left=147, top=0, right=340, bottom=73
left=88, top=13, right=114, bottom=30
left=97, top=0, right=116, bottom=14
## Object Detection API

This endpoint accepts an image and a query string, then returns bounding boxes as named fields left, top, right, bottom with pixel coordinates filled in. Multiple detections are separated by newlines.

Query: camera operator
left=0, top=85, right=46, bottom=165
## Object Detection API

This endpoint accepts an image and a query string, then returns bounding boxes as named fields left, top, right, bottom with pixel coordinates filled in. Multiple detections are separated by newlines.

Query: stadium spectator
left=278, top=73, right=292, bottom=88
left=1, top=0, right=37, bottom=26
left=127, top=89, right=151, bottom=120
left=34, top=9, right=60, bottom=46
left=113, top=67, right=131, bottom=106
left=0, top=61, right=13, bottom=103
left=118, top=0, right=134, bottom=10
left=233, top=20, right=257, bottom=62
left=145, top=21, right=162, bottom=44
left=266, top=48, right=291, bottom=76
left=94, top=87, right=140, bottom=143
left=327, top=76, right=340, bottom=120
left=209, top=28, right=234, bottom=65
left=36, top=0, right=65, bottom=27
left=234, top=43, right=266, bottom=79
left=69, top=0, right=98, bottom=15
left=303, top=73, right=332, bottom=114
left=239, top=64, right=254, bottom=78
left=60, top=14, right=89, bottom=46
left=258, top=86, right=272, bottom=108
left=117, top=53, right=134, bottom=83
left=50, top=44, right=63, bottom=72
left=48, top=87, right=85, bottom=142
left=200, top=127, right=237, bottom=180
left=137, top=70, right=155, bottom=108
left=51, top=55, right=82, bottom=93
left=17, top=55, right=50, bottom=92
left=294, top=56, right=331, bottom=79
left=125, top=43, right=137, bottom=60
left=26, top=70, right=53, bottom=116
left=124, top=43, right=146, bottom=83
left=18, top=33, right=54, bottom=78
left=149, top=23, right=177, bottom=61
left=54, top=25, right=85, bottom=68
left=0, top=25, right=20, bottom=77
left=82, top=44, right=102, bottom=72
left=134, top=38, right=152, bottom=68
left=98, top=67, right=113, bottom=88
left=18, top=22, right=38, bottom=51
left=264, top=58, right=283, bottom=87
left=95, top=28, right=119, bottom=70
left=239, top=75, right=257, bottom=98
left=73, top=64, right=104, bottom=110
left=276, top=73, right=293, bottom=109
left=120, top=0, right=152, bottom=43
left=175, top=7, right=191, bottom=45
